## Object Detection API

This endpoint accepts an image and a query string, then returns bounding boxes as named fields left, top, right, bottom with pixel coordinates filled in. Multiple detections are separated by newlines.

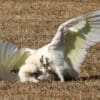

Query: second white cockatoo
left=0, top=10, right=100, bottom=82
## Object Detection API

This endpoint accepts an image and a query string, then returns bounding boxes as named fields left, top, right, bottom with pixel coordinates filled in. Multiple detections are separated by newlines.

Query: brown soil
left=0, top=0, right=100, bottom=100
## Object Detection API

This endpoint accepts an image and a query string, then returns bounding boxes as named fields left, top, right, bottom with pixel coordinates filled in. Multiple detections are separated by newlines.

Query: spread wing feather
left=63, top=10, right=100, bottom=73
left=0, top=40, right=28, bottom=77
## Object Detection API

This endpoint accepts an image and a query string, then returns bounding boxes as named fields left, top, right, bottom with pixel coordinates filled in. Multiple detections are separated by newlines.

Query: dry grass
left=0, top=0, right=100, bottom=100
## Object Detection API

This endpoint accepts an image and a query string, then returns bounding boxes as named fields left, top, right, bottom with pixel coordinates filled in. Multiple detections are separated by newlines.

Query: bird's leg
left=57, top=72, right=64, bottom=82
left=55, top=68, right=65, bottom=82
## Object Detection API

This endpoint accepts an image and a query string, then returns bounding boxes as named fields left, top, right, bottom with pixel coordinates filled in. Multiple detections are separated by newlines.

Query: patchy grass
left=0, top=0, right=100, bottom=99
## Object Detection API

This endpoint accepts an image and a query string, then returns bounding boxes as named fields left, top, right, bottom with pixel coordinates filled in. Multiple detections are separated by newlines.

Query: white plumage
left=0, top=10, right=100, bottom=82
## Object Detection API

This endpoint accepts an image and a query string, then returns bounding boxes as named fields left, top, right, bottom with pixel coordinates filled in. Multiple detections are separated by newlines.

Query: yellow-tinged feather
left=64, top=10, right=100, bottom=73
left=0, top=40, right=28, bottom=76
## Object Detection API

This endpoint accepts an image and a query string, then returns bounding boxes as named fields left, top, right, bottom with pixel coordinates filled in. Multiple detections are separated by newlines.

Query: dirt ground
left=0, top=0, right=100, bottom=100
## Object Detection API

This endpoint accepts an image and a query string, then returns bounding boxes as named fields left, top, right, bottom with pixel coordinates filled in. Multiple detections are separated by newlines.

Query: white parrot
left=25, top=10, right=100, bottom=82
left=0, top=10, right=100, bottom=82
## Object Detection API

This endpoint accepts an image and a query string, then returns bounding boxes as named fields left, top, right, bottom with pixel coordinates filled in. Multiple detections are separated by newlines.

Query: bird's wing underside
left=0, top=40, right=28, bottom=79
left=50, top=10, right=100, bottom=73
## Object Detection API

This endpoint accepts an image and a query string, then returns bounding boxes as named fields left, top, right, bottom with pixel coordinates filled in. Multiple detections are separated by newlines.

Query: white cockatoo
left=0, top=10, right=100, bottom=82
left=24, top=10, right=100, bottom=82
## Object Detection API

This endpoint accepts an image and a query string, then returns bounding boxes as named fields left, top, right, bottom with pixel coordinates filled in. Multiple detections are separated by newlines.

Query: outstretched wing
left=64, top=10, right=100, bottom=73
left=0, top=40, right=29, bottom=81
left=51, top=10, right=100, bottom=73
